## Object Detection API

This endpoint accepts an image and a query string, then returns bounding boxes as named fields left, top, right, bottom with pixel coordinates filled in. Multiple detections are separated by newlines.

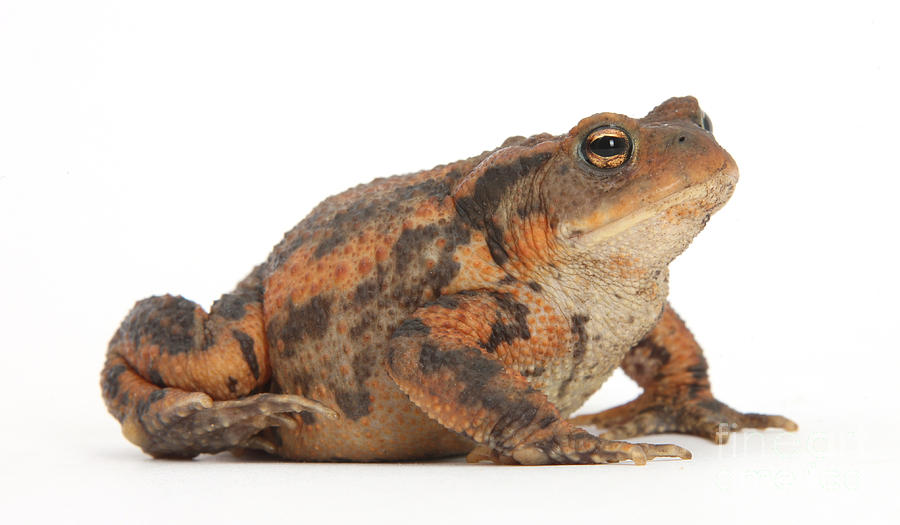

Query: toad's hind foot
left=122, top=390, right=337, bottom=459
left=569, top=395, right=797, bottom=445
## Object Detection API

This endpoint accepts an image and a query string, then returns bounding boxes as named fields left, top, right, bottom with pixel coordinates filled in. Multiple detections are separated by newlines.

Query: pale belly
left=272, top=367, right=473, bottom=461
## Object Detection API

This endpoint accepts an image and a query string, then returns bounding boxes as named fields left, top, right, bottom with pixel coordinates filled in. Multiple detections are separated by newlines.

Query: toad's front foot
left=468, top=426, right=692, bottom=465
left=569, top=393, right=797, bottom=445
left=123, top=392, right=338, bottom=458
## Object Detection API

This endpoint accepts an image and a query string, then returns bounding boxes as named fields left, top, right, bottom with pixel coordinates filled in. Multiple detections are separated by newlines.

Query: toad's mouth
left=565, top=166, right=739, bottom=247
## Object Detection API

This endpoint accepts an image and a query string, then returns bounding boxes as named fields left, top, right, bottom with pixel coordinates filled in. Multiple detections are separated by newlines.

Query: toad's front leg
left=387, top=292, right=690, bottom=465
left=570, top=303, right=797, bottom=444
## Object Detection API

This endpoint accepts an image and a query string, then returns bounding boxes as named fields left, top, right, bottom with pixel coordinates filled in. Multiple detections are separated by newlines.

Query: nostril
left=678, top=136, right=686, bottom=143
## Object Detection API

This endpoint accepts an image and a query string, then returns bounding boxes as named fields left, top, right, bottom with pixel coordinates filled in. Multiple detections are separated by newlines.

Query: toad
left=101, top=96, right=796, bottom=465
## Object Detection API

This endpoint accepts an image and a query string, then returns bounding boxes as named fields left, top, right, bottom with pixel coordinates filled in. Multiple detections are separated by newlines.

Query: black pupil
left=589, top=136, right=627, bottom=157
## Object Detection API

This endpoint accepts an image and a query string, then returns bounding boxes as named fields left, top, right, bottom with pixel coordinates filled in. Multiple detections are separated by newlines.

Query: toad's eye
left=701, top=113, right=713, bottom=133
left=582, top=127, right=632, bottom=169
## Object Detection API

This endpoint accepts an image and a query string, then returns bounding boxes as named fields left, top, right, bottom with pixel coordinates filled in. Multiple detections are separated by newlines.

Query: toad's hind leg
left=100, top=270, right=335, bottom=458
left=570, top=303, right=797, bottom=444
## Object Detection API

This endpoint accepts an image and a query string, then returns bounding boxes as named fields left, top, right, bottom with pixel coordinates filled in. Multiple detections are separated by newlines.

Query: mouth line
left=568, top=168, right=737, bottom=245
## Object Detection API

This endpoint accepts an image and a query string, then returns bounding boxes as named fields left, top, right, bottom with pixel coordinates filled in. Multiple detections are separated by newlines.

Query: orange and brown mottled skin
left=108, top=271, right=267, bottom=394
left=100, top=269, right=324, bottom=457
left=101, top=96, right=795, bottom=463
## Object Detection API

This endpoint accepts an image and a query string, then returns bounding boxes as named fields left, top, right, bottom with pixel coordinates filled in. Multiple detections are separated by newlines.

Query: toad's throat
left=567, top=170, right=737, bottom=246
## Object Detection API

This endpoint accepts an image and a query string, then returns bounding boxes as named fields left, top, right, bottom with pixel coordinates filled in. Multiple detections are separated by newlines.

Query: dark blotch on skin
left=201, top=328, right=219, bottom=351
left=392, top=318, right=431, bottom=339
left=148, top=389, right=166, bottom=403
left=134, top=399, right=149, bottom=419
left=455, top=153, right=552, bottom=267
left=335, top=390, right=371, bottom=420
left=537, top=415, right=556, bottom=429
left=103, top=364, right=127, bottom=400
left=354, top=278, right=380, bottom=306
left=558, top=314, right=590, bottom=397
left=570, top=315, right=589, bottom=361
left=423, top=220, right=470, bottom=291
left=645, top=340, right=672, bottom=366
left=352, top=350, right=377, bottom=384
left=686, top=354, right=709, bottom=380
left=417, top=344, right=504, bottom=399
left=498, top=275, right=517, bottom=285
left=442, top=170, right=463, bottom=188
left=136, top=389, right=167, bottom=419
left=326, top=349, right=377, bottom=421
left=227, top=376, right=238, bottom=394
left=352, top=264, right=387, bottom=307
left=484, top=222, right=509, bottom=266
left=125, top=295, right=197, bottom=355
left=622, top=340, right=676, bottom=387
left=522, top=366, right=545, bottom=377
left=311, top=202, right=379, bottom=260
left=445, top=353, right=541, bottom=449
left=212, top=288, right=260, bottom=321
left=267, top=231, right=306, bottom=270
left=390, top=178, right=453, bottom=202
left=300, top=411, right=317, bottom=425
left=431, top=295, right=459, bottom=309
left=349, top=310, right=377, bottom=339
left=388, top=218, right=470, bottom=310
left=427, top=258, right=463, bottom=297
left=400, top=323, right=545, bottom=451
left=482, top=292, right=531, bottom=353
left=313, top=233, right=346, bottom=259
left=686, top=365, right=707, bottom=379
left=311, top=177, right=455, bottom=261
left=416, top=343, right=442, bottom=375
left=290, top=368, right=316, bottom=398
left=688, top=383, right=707, bottom=399
left=392, top=224, right=439, bottom=276
left=232, top=329, right=260, bottom=380
left=271, top=295, right=333, bottom=358
left=148, top=368, right=165, bottom=388
left=419, top=342, right=503, bottom=385
left=456, top=153, right=552, bottom=228
left=487, top=395, right=539, bottom=445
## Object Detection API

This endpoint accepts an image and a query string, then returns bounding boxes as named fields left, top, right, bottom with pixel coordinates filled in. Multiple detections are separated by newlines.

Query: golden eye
left=582, top=127, right=632, bottom=169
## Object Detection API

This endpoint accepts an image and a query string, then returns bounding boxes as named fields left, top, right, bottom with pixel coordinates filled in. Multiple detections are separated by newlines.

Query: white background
left=1, top=1, right=897, bottom=523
